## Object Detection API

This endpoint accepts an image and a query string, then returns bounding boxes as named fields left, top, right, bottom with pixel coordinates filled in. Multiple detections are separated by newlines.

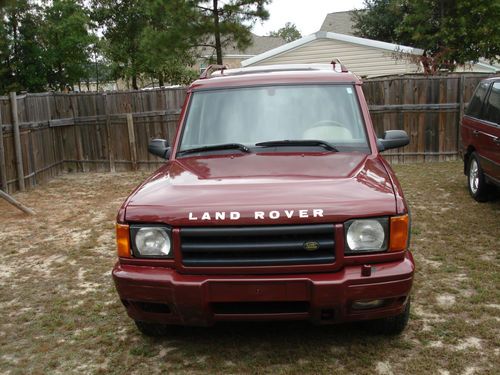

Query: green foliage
left=0, top=0, right=96, bottom=93
left=0, top=0, right=46, bottom=93
left=16, top=3, right=46, bottom=91
left=194, top=0, right=271, bottom=64
left=0, top=0, right=274, bottom=92
left=42, top=0, right=96, bottom=90
left=92, top=0, right=147, bottom=89
left=138, top=0, right=200, bottom=86
left=352, top=0, right=407, bottom=44
left=93, top=0, right=199, bottom=88
left=269, top=22, right=302, bottom=43
left=353, top=0, right=500, bottom=73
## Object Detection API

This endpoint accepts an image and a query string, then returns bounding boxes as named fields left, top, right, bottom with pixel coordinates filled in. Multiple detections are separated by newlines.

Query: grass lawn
left=0, top=161, right=499, bottom=374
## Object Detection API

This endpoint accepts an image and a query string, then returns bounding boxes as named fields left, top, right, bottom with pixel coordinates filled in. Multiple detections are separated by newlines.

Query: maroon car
left=113, top=64, right=414, bottom=336
left=461, top=77, right=500, bottom=201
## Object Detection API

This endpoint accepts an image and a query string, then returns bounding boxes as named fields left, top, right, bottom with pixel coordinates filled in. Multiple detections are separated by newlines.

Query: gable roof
left=319, top=11, right=356, bottom=35
left=199, top=34, right=286, bottom=59
left=242, top=31, right=424, bottom=67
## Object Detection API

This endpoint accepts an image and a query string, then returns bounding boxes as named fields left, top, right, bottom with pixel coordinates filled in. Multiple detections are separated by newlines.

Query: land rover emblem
left=303, top=241, right=320, bottom=251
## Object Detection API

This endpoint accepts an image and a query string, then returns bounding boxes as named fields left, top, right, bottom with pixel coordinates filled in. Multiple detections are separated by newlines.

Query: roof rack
left=331, top=59, right=348, bottom=73
left=199, top=64, right=228, bottom=79
left=200, top=62, right=351, bottom=79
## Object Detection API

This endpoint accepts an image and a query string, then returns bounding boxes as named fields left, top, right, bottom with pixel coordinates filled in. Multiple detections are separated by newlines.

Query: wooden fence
left=0, top=88, right=186, bottom=194
left=363, top=73, right=494, bottom=163
left=0, top=73, right=496, bottom=194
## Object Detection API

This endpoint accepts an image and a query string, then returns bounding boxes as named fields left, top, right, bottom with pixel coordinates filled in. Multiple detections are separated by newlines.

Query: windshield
left=179, top=84, right=370, bottom=153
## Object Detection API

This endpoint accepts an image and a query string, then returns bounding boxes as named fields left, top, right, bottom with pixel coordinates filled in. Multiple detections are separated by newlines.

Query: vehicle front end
left=112, top=66, right=414, bottom=334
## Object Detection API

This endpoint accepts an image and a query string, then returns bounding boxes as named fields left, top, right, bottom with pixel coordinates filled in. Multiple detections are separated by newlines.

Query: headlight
left=345, top=218, right=388, bottom=253
left=131, top=226, right=172, bottom=258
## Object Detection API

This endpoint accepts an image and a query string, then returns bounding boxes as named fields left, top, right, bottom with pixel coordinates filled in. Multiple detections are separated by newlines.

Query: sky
left=252, top=0, right=366, bottom=37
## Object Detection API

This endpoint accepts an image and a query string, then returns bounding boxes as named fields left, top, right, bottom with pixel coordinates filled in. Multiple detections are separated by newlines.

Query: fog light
left=352, top=299, right=385, bottom=310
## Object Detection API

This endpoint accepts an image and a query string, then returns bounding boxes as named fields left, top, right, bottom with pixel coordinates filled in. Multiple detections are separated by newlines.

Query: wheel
left=467, top=152, right=490, bottom=202
left=134, top=320, right=170, bottom=337
left=362, top=298, right=411, bottom=335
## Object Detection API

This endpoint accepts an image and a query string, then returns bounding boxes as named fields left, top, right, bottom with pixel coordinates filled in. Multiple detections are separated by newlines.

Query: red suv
left=113, top=64, right=414, bottom=336
left=461, top=77, right=500, bottom=201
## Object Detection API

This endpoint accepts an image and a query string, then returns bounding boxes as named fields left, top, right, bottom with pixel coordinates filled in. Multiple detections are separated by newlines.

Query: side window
left=483, top=82, right=500, bottom=125
left=466, top=81, right=490, bottom=119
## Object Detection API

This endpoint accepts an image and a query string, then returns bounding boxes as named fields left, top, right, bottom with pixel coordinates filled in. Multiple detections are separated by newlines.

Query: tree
left=138, top=0, right=200, bottom=86
left=92, top=0, right=147, bottom=90
left=269, top=22, right=301, bottom=42
left=0, top=0, right=46, bottom=93
left=93, top=0, right=198, bottom=89
left=352, top=0, right=407, bottom=44
left=353, top=0, right=500, bottom=74
left=42, top=0, right=96, bottom=90
left=16, top=2, right=46, bottom=91
left=195, top=0, right=271, bottom=65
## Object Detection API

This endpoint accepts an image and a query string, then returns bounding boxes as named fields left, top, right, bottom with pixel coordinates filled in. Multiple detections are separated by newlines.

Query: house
left=241, top=31, right=424, bottom=78
left=317, top=11, right=499, bottom=75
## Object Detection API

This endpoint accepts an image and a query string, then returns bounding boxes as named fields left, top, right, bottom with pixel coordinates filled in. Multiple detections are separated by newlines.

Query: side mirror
left=377, top=130, right=410, bottom=151
left=148, top=138, right=170, bottom=159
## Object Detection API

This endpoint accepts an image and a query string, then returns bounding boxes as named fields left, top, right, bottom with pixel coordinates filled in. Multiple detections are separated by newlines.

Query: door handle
left=472, top=130, right=480, bottom=137
left=494, top=137, right=500, bottom=145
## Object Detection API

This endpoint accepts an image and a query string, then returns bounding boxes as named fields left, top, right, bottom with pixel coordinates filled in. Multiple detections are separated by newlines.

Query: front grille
left=180, top=224, right=335, bottom=267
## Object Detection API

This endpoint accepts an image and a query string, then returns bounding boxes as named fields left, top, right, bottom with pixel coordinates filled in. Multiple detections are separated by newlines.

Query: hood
left=125, top=153, right=397, bottom=226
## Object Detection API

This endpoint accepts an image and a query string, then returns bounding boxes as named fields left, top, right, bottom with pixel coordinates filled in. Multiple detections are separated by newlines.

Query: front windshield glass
left=179, top=84, right=370, bottom=153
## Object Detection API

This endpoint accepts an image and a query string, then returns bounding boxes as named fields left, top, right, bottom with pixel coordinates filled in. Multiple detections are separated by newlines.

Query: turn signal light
left=389, top=214, right=409, bottom=252
left=116, top=223, right=131, bottom=258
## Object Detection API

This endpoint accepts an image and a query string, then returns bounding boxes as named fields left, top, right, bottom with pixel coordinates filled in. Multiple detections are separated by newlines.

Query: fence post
left=70, top=94, right=84, bottom=172
left=126, top=113, right=138, bottom=170
left=103, top=93, right=115, bottom=172
left=0, top=106, right=7, bottom=192
left=0, top=189, right=35, bottom=215
left=10, top=92, right=25, bottom=191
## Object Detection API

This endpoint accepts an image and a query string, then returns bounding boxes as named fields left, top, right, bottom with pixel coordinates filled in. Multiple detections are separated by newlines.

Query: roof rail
left=331, top=59, right=348, bottom=73
left=199, top=64, right=228, bottom=79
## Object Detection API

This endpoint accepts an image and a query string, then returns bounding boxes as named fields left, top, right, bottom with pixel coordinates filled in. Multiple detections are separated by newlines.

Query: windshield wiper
left=177, top=143, right=251, bottom=156
left=255, top=140, right=339, bottom=152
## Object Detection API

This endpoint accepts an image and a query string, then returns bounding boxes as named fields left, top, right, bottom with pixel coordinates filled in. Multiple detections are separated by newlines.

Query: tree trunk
left=213, top=0, right=223, bottom=65
left=158, top=74, right=164, bottom=87
left=132, top=75, right=138, bottom=90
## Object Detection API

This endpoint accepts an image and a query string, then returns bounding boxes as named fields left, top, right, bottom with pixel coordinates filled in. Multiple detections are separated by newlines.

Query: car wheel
left=134, top=320, right=170, bottom=337
left=362, top=298, right=411, bottom=335
left=467, top=153, right=490, bottom=202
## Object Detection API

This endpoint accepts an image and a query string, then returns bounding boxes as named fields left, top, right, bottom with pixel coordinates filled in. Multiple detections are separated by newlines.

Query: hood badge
left=188, top=209, right=324, bottom=221
left=303, top=241, right=320, bottom=251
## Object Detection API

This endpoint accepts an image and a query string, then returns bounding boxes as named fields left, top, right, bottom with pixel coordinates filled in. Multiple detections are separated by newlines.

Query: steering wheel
left=308, top=120, right=346, bottom=129
left=302, top=120, right=352, bottom=140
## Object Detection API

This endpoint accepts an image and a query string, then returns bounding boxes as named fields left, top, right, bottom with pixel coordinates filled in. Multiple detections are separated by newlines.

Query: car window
left=180, top=85, right=370, bottom=153
left=466, top=81, right=490, bottom=119
left=483, top=82, right=500, bottom=125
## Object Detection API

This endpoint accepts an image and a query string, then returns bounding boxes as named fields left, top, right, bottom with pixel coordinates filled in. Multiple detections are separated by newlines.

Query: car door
left=462, top=81, right=490, bottom=160
left=480, top=80, right=500, bottom=181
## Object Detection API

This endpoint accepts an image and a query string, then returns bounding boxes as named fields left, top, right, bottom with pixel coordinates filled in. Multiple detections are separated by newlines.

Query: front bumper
left=112, top=252, right=414, bottom=326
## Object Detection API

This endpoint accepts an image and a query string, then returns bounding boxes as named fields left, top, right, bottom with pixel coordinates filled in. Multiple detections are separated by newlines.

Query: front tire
left=134, top=320, right=170, bottom=337
left=467, top=153, right=490, bottom=202
left=362, top=298, right=411, bottom=335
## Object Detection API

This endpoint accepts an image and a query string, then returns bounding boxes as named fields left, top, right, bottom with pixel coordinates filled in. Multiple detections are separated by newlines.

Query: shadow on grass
left=134, top=320, right=405, bottom=366
left=124, top=319, right=415, bottom=375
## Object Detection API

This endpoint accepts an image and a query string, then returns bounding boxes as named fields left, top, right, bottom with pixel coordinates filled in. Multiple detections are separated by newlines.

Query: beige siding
left=248, top=38, right=421, bottom=77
